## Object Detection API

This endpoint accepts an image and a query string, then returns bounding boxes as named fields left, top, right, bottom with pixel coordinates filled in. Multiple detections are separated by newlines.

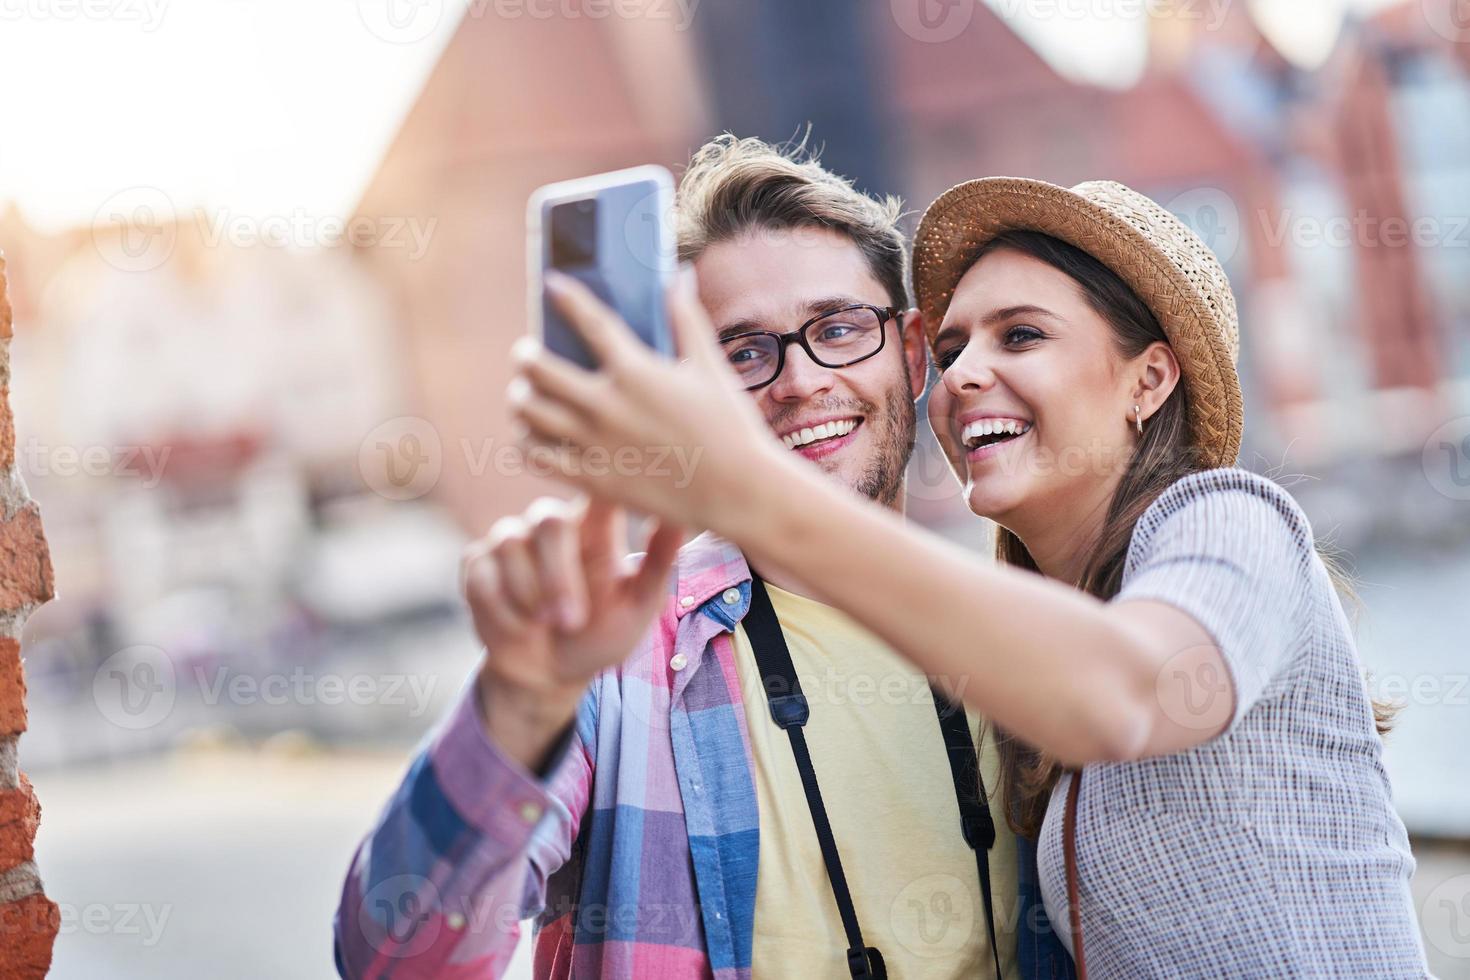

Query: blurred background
left=2, top=0, right=1468, bottom=976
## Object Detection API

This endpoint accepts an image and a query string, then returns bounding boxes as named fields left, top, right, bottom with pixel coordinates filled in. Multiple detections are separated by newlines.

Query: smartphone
left=528, top=165, right=675, bottom=369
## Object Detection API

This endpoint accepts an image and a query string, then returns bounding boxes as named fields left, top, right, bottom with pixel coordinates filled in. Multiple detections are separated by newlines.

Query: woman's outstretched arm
left=734, top=454, right=1233, bottom=764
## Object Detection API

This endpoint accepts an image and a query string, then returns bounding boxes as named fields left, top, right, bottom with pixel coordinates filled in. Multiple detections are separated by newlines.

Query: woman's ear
left=901, top=307, right=928, bottom=400
left=1133, top=341, right=1181, bottom=422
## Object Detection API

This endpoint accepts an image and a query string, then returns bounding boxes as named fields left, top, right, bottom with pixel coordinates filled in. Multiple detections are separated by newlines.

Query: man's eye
left=816, top=322, right=858, bottom=342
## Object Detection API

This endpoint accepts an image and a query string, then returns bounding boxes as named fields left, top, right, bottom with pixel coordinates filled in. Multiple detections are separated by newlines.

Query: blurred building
left=351, top=0, right=1470, bottom=544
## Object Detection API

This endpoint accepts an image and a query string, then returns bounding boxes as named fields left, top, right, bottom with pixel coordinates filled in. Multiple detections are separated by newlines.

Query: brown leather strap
left=1063, top=769, right=1088, bottom=979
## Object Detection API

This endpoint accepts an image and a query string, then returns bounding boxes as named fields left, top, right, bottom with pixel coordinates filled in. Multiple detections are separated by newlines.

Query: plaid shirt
left=335, top=531, right=1074, bottom=979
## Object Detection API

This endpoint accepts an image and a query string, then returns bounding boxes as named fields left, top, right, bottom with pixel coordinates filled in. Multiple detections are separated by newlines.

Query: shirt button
left=447, top=912, right=466, bottom=931
left=722, top=588, right=740, bottom=605
left=518, top=801, right=543, bottom=824
left=670, top=653, right=688, bottom=671
left=679, top=595, right=696, bottom=608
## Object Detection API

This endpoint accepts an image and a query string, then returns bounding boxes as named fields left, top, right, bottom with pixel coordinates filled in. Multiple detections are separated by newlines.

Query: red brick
left=0, top=385, right=13, bottom=473
left=0, top=640, right=22, bottom=737
left=0, top=505, right=52, bottom=609
left=0, top=772, right=38, bottom=872
left=0, top=893, right=59, bottom=979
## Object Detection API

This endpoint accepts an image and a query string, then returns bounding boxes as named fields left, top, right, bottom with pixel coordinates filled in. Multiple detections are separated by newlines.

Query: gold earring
left=1134, top=404, right=1144, bottom=436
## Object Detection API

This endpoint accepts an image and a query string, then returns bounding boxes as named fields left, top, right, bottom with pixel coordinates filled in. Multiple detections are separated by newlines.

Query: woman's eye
left=936, top=346, right=964, bottom=370
left=1004, top=325, right=1044, bottom=345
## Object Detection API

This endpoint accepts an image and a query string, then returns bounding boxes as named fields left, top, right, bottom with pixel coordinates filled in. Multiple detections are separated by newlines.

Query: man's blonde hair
left=675, top=134, right=910, bottom=309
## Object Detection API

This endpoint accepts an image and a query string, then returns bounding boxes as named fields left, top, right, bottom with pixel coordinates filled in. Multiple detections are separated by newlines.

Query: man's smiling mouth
left=781, top=417, right=862, bottom=451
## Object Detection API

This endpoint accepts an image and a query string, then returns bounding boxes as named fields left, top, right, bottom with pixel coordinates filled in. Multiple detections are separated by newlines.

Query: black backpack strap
left=932, top=690, right=1004, bottom=980
left=745, top=572, right=886, bottom=980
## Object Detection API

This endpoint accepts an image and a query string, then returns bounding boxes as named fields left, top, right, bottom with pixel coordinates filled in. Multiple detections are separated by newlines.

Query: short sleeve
left=1116, top=468, right=1317, bottom=728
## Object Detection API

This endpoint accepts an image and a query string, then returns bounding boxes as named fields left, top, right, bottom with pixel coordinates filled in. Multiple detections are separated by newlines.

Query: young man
left=334, top=136, right=1073, bottom=980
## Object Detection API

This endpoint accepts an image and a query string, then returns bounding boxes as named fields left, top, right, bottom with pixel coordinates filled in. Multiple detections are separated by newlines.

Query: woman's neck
left=1007, top=475, right=1122, bottom=587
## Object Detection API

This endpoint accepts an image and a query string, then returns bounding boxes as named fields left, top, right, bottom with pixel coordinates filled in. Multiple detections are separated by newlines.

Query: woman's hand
left=510, top=268, right=793, bottom=531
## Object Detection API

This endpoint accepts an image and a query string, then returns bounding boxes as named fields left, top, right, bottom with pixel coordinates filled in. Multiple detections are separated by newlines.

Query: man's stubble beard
left=856, top=362, right=918, bottom=507
left=764, top=360, right=918, bottom=507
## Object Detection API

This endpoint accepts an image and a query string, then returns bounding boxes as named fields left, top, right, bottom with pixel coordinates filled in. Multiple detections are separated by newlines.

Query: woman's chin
left=962, top=479, right=1025, bottom=523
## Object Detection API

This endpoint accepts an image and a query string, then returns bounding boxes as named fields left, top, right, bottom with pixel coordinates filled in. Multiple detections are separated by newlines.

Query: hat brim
left=912, top=177, right=1243, bottom=470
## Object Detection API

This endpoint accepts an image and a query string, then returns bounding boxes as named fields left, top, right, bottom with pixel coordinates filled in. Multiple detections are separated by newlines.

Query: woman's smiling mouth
left=960, top=417, right=1032, bottom=462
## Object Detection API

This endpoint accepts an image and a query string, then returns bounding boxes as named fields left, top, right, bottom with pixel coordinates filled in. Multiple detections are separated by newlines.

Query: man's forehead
left=693, top=229, right=891, bottom=330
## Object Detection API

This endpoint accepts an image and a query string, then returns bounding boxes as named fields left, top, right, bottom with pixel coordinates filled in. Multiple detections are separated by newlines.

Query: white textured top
left=1037, top=468, right=1428, bottom=978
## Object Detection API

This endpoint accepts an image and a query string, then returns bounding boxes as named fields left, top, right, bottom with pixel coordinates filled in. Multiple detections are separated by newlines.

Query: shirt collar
left=672, top=530, right=752, bottom=621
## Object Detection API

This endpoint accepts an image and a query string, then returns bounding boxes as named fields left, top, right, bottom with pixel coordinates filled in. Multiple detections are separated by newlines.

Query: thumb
left=628, top=519, right=685, bottom=608
left=667, top=264, right=720, bottom=368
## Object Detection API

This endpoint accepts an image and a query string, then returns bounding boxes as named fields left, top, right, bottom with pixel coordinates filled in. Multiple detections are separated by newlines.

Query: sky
left=0, top=0, right=1413, bottom=233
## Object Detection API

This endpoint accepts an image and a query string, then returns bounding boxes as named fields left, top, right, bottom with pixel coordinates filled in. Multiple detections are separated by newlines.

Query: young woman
left=509, top=177, right=1429, bottom=977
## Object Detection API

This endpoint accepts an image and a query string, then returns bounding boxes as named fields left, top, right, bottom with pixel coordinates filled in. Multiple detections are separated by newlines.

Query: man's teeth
left=961, top=418, right=1032, bottom=449
left=783, top=418, right=859, bottom=449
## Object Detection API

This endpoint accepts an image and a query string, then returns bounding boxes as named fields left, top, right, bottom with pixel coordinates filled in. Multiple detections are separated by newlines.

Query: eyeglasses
left=719, top=304, right=901, bottom=392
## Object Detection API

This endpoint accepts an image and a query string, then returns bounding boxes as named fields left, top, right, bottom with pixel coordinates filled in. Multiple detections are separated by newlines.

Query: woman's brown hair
left=968, top=230, right=1392, bottom=837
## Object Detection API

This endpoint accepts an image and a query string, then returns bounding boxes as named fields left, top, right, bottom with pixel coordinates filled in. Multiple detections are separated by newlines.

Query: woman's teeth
left=961, top=418, right=1031, bottom=450
left=783, top=418, right=859, bottom=450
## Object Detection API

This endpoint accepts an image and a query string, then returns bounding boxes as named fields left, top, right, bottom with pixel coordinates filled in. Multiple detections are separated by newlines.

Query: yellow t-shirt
left=731, top=583, right=1020, bottom=980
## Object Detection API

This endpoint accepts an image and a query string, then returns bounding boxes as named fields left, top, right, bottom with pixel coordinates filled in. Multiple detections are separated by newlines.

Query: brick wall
left=0, top=251, right=58, bottom=978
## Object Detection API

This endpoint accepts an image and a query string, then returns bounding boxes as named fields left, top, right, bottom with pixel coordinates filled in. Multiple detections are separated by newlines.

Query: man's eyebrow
left=932, top=304, right=1061, bottom=348
left=716, top=320, right=764, bottom=342
left=715, top=296, right=872, bottom=341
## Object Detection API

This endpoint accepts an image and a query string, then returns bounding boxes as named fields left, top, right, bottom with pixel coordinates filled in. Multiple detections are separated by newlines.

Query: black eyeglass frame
left=719, top=304, right=902, bottom=392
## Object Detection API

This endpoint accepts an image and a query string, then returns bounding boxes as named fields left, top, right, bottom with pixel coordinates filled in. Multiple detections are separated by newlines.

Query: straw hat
left=912, top=177, right=1243, bottom=469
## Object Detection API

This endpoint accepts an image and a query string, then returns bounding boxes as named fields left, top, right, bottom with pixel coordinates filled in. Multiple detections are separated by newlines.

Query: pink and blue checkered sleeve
left=334, top=675, right=595, bottom=978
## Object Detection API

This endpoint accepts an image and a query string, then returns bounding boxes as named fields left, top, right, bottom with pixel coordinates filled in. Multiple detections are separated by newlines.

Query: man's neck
left=750, top=484, right=906, bottom=601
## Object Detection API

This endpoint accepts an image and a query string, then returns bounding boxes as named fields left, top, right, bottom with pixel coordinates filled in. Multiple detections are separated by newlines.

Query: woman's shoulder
left=1124, top=467, right=1317, bottom=572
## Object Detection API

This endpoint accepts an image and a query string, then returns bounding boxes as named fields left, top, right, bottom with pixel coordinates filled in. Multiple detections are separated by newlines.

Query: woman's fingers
left=510, top=377, right=593, bottom=447
left=512, top=337, right=601, bottom=416
left=545, top=271, right=640, bottom=368
left=667, top=265, right=721, bottom=369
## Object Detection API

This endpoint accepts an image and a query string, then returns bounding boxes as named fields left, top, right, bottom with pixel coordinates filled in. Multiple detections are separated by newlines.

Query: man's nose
left=767, top=345, right=836, bottom=402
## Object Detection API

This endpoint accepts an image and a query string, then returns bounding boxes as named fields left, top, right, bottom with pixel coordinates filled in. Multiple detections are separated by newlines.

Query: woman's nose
left=941, top=345, right=996, bottom=395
